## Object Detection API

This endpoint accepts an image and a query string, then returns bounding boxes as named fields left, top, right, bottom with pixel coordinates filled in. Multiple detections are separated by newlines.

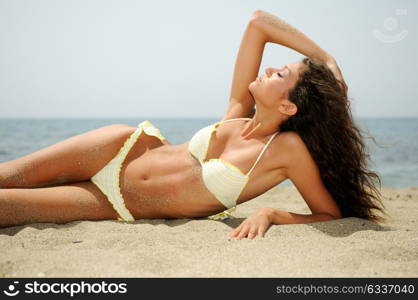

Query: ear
left=278, top=99, right=297, bottom=116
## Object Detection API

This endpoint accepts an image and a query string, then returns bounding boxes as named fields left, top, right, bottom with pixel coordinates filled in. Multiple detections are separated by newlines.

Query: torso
left=119, top=120, right=289, bottom=219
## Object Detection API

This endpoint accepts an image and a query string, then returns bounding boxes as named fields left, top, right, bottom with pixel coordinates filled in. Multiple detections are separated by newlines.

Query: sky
left=0, top=0, right=416, bottom=119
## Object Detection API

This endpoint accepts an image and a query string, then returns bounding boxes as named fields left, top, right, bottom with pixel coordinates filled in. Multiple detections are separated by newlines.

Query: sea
left=0, top=117, right=417, bottom=188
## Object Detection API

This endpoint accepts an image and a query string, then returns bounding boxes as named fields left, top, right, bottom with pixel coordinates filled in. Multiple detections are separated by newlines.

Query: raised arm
left=252, top=10, right=332, bottom=62
left=251, top=10, right=347, bottom=93
left=224, top=10, right=346, bottom=121
left=222, top=13, right=265, bottom=120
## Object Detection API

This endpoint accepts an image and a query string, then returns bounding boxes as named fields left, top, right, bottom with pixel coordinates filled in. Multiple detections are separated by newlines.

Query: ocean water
left=0, top=117, right=417, bottom=188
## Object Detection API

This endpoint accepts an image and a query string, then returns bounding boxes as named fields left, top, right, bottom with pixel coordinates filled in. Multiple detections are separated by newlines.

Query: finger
left=229, top=231, right=239, bottom=238
left=248, top=226, right=259, bottom=239
left=230, top=221, right=246, bottom=237
left=237, top=226, right=250, bottom=240
left=230, top=226, right=242, bottom=237
left=248, top=230, right=257, bottom=240
left=258, top=223, right=269, bottom=238
left=230, top=229, right=239, bottom=238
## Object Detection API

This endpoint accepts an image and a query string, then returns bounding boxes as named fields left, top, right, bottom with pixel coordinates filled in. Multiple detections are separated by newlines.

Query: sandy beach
left=0, top=185, right=417, bottom=278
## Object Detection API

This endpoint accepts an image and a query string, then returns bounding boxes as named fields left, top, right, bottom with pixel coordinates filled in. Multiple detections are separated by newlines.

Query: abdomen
left=119, top=142, right=224, bottom=219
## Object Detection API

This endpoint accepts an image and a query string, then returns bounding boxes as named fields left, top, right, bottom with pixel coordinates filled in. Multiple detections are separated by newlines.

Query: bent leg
left=0, top=181, right=120, bottom=228
left=0, top=124, right=136, bottom=188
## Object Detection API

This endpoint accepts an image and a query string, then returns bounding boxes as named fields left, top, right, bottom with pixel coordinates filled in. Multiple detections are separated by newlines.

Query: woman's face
left=249, top=61, right=304, bottom=107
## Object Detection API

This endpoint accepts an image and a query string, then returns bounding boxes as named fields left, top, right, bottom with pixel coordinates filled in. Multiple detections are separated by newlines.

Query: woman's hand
left=324, top=57, right=348, bottom=94
left=229, top=207, right=274, bottom=240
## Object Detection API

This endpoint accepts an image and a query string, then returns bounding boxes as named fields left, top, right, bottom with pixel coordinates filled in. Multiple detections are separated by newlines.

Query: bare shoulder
left=271, top=131, right=310, bottom=170
left=276, top=131, right=305, bottom=148
left=273, top=131, right=343, bottom=219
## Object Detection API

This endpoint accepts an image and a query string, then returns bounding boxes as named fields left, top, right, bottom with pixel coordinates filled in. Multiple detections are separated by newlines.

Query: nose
left=265, top=68, right=272, bottom=77
left=265, top=67, right=282, bottom=77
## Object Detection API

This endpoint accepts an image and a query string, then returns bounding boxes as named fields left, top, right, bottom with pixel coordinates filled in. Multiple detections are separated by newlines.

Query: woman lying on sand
left=0, top=10, right=386, bottom=238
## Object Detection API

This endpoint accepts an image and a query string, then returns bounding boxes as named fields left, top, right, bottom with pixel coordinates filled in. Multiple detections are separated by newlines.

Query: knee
left=0, top=162, right=28, bottom=188
left=97, top=124, right=136, bottom=142
left=106, top=124, right=136, bottom=134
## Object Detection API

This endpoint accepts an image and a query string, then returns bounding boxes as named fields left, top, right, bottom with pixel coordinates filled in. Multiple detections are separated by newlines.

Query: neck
left=240, top=104, right=285, bottom=140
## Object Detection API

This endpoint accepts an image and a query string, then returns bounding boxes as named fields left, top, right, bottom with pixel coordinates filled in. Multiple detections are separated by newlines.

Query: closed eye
left=277, top=72, right=284, bottom=78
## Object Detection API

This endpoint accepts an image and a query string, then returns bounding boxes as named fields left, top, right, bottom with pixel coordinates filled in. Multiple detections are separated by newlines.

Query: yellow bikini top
left=188, top=118, right=279, bottom=213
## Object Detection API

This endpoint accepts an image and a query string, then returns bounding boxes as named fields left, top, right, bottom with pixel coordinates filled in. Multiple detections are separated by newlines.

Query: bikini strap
left=247, top=131, right=279, bottom=176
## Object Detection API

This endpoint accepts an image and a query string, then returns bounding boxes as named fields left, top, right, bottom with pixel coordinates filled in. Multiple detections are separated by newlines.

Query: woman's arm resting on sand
left=268, top=208, right=338, bottom=224
left=229, top=207, right=339, bottom=240
left=229, top=133, right=342, bottom=240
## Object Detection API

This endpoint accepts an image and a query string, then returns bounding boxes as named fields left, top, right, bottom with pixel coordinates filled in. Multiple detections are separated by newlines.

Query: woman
left=0, top=10, right=386, bottom=238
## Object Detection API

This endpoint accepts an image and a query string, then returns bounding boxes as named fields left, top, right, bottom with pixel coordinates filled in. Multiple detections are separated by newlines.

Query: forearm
left=252, top=10, right=333, bottom=63
left=267, top=208, right=337, bottom=225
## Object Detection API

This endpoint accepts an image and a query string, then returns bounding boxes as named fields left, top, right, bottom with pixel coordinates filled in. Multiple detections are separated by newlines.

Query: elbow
left=248, top=10, right=269, bottom=40
left=249, top=10, right=265, bottom=26
left=332, top=207, right=343, bottom=219
left=327, top=212, right=343, bottom=220
left=315, top=211, right=342, bottom=221
left=252, top=9, right=264, bottom=18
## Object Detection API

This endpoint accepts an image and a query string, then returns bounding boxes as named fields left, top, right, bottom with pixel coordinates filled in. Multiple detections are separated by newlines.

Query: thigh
left=0, top=181, right=119, bottom=227
left=1, top=124, right=137, bottom=188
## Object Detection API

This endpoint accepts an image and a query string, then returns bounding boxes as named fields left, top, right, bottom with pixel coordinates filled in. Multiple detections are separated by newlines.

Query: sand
left=0, top=185, right=417, bottom=277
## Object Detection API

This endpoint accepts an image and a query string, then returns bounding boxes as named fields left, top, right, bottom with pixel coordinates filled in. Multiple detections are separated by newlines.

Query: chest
left=188, top=122, right=288, bottom=203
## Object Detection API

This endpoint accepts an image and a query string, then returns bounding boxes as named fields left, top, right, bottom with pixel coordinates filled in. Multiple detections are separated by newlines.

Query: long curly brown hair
left=280, top=57, right=388, bottom=223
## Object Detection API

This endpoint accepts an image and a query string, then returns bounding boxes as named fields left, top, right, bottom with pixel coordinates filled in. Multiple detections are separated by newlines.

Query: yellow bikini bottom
left=90, top=120, right=166, bottom=222
left=90, top=120, right=235, bottom=223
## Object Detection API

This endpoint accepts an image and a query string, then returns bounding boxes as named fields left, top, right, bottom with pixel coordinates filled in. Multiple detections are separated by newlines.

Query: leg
left=0, top=124, right=136, bottom=188
left=0, top=181, right=120, bottom=227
